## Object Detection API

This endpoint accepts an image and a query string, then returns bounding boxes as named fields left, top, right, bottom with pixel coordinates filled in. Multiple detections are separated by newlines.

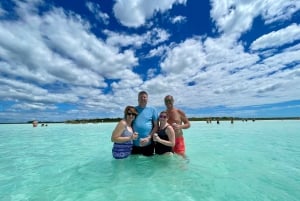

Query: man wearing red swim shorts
left=164, top=95, right=191, bottom=158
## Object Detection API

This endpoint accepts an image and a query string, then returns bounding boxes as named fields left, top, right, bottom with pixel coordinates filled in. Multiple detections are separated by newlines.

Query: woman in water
left=153, top=111, right=175, bottom=155
left=111, top=106, right=139, bottom=159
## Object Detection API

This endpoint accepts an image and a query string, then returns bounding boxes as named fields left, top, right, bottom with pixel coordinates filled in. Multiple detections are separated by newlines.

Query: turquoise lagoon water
left=0, top=120, right=299, bottom=201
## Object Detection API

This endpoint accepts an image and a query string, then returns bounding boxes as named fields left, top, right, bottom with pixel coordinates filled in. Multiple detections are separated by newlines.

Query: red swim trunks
left=173, top=136, right=185, bottom=154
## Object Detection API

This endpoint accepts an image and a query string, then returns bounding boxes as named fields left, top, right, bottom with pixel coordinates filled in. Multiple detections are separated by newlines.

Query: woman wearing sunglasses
left=153, top=111, right=175, bottom=155
left=111, top=106, right=139, bottom=159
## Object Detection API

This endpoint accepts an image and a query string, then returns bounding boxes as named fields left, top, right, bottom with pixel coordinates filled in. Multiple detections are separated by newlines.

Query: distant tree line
left=189, top=117, right=300, bottom=121
left=20, top=116, right=299, bottom=125
left=64, top=118, right=122, bottom=124
left=64, top=116, right=299, bottom=124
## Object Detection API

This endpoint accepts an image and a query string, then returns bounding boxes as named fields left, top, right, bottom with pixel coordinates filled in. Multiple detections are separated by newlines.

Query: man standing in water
left=132, top=91, right=158, bottom=156
left=164, top=95, right=190, bottom=157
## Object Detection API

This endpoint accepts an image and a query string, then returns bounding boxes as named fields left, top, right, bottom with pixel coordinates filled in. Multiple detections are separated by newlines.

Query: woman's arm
left=155, top=126, right=175, bottom=147
left=111, top=120, right=132, bottom=143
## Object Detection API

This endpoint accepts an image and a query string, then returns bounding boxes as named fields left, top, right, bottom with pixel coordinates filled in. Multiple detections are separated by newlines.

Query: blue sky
left=0, top=0, right=300, bottom=123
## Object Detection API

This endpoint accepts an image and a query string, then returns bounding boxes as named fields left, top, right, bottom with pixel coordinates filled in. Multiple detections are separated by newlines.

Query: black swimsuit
left=155, top=126, right=173, bottom=155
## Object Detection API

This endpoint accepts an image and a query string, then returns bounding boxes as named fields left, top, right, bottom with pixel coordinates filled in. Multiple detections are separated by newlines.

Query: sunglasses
left=164, top=99, right=172, bottom=103
left=159, top=115, right=167, bottom=119
left=127, top=112, right=136, bottom=116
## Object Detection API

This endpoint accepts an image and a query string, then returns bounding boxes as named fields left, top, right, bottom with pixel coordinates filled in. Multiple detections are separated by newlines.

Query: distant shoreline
left=0, top=117, right=299, bottom=124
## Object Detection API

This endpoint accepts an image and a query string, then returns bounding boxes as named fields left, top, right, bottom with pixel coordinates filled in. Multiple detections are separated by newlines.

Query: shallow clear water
left=0, top=121, right=299, bottom=201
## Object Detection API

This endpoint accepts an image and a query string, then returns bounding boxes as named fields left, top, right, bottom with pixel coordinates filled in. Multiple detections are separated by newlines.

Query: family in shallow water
left=111, top=91, right=191, bottom=159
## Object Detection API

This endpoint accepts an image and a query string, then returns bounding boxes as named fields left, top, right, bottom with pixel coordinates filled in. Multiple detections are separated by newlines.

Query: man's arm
left=179, top=109, right=191, bottom=129
left=149, top=119, right=158, bottom=138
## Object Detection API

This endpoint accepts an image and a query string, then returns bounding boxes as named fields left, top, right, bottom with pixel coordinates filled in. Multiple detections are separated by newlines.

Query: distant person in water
left=132, top=91, right=158, bottom=156
left=164, top=95, right=190, bottom=158
left=153, top=111, right=175, bottom=155
left=111, top=106, right=139, bottom=159
left=32, top=120, right=38, bottom=127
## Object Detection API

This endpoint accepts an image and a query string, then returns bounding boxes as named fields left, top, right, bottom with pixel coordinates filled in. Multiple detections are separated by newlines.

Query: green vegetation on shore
left=0, top=117, right=298, bottom=124
left=62, top=116, right=300, bottom=124
left=64, top=118, right=122, bottom=124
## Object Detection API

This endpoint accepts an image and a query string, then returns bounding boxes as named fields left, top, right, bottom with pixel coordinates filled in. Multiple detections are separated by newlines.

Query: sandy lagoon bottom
left=0, top=120, right=299, bottom=201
